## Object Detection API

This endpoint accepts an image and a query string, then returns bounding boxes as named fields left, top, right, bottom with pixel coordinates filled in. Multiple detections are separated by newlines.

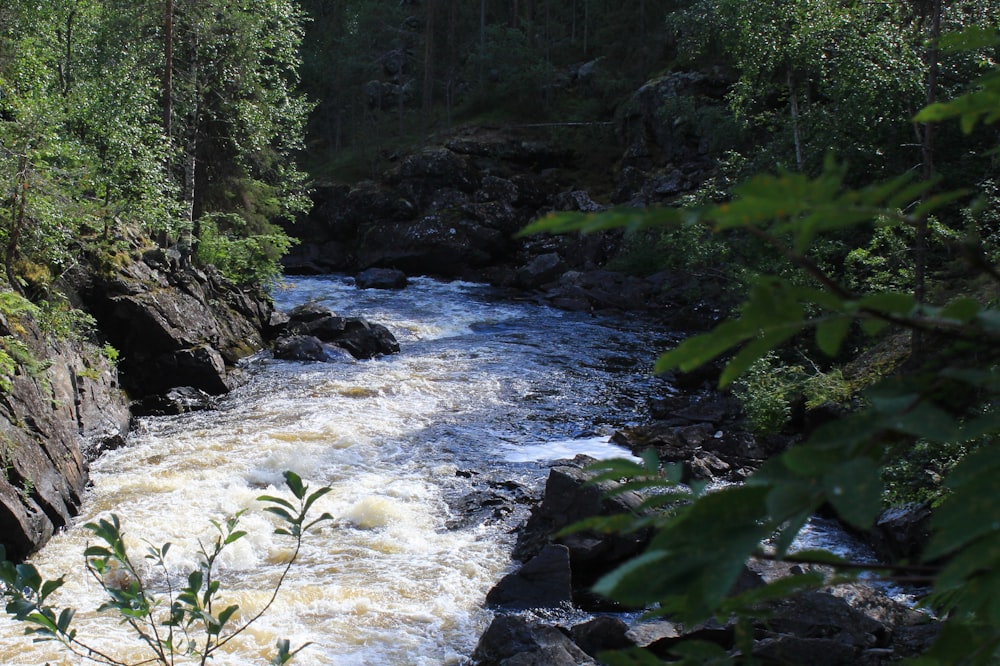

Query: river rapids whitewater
left=0, top=275, right=674, bottom=665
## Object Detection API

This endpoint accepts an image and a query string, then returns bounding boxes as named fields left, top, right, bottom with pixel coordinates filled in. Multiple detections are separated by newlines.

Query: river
left=0, top=275, right=669, bottom=665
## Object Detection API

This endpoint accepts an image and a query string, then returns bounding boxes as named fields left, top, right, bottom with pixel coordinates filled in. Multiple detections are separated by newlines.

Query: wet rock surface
left=78, top=250, right=272, bottom=400
left=473, top=401, right=940, bottom=665
left=0, top=317, right=129, bottom=560
left=273, top=303, right=400, bottom=360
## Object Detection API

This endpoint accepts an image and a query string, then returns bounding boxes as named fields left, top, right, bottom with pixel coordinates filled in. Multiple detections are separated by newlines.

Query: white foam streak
left=0, top=275, right=664, bottom=665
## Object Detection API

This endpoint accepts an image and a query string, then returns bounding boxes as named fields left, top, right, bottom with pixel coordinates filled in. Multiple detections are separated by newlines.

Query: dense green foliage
left=525, top=25, right=1000, bottom=665
left=0, top=0, right=308, bottom=289
left=0, top=471, right=331, bottom=665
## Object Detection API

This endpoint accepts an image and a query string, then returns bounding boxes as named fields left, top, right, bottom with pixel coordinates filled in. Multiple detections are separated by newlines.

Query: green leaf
left=56, top=608, right=75, bottom=634
left=887, top=404, right=960, bottom=442
left=815, top=315, right=852, bottom=357
left=263, top=506, right=295, bottom=523
left=823, top=458, right=882, bottom=529
left=785, top=549, right=851, bottom=566
left=303, top=486, right=332, bottom=514
left=258, top=494, right=296, bottom=511
left=217, top=604, right=239, bottom=629
left=283, top=470, right=306, bottom=499
left=224, top=530, right=248, bottom=545
left=39, top=577, right=64, bottom=601
left=858, top=316, right=890, bottom=336
left=858, top=291, right=916, bottom=316
left=654, top=320, right=753, bottom=374
left=925, top=446, right=1000, bottom=561
left=719, top=323, right=802, bottom=386
left=938, top=298, right=983, bottom=324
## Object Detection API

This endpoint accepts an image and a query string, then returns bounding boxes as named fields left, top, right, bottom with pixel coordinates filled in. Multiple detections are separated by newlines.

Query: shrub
left=0, top=471, right=332, bottom=666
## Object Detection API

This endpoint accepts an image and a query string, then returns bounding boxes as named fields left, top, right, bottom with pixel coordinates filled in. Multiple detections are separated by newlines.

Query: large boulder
left=486, top=544, right=573, bottom=609
left=280, top=126, right=576, bottom=280
left=509, top=459, right=651, bottom=608
left=615, top=71, right=731, bottom=205
left=279, top=304, right=400, bottom=360
left=472, top=615, right=597, bottom=666
left=869, top=503, right=932, bottom=563
left=273, top=335, right=329, bottom=362
left=354, top=216, right=509, bottom=277
left=79, top=253, right=271, bottom=399
left=356, top=267, right=408, bottom=289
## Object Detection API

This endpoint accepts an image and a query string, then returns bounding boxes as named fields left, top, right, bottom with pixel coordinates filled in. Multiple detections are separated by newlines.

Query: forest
left=2, top=0, right=1000, bottom=664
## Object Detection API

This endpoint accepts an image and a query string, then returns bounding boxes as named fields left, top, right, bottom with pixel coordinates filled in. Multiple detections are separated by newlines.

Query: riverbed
left=0, top=275, right=668, bottom=665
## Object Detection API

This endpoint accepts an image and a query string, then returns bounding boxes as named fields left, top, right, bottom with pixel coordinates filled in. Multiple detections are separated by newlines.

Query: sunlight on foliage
left=523, top=39, right=1000, bottom=662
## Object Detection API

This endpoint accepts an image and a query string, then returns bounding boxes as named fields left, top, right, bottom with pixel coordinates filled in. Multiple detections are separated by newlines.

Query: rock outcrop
left=475, top=457, right=940, bottom=665
left=76, top=248, right=272, bottom=400
left=273, top=302, right=400, bottom=361
left=1, top=239, right=276, bottom=560
left=0, top=316, right=129, bottom=560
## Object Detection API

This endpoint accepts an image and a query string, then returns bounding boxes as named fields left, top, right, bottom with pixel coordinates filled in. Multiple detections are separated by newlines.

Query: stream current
left=0, top=275, right=670, bottom=665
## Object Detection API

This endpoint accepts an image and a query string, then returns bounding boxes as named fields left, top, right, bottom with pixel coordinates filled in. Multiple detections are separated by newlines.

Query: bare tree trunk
left=422, top=0, right=436, bottom=133
left=164, top=0, right=174, bottom=137
left=479, top=0, right=486, bottom=86
left=6, top=155, right=29, bottom=292
left=913, top=0, right=941, bottom=357
left=57, top=8, right=77, bottom=95
left=788, top=70, right=804, bottom=171
left=571, top=0, right=576, bottom=44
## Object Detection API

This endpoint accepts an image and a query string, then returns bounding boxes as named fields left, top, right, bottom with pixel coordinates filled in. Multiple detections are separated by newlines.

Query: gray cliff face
left=0, top=319, right=129, bottom=561
left=0, top=249, right=273, bottom=560
left=78, top=250, right=273, bottom=399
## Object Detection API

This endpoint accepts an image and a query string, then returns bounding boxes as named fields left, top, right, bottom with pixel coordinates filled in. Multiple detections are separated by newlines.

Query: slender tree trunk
left=571, top=0, right=576, bottom=44
left=788, top=70, right=804, bottom=171
left=164, top=0, right=174, bottom=137
left=58, top=8, right=77, bottom=95
left=6, top=155, right=29, bottom=292
left=913, top=0, right=941, bottom=357
left=422, top=0, right=436, bottom=134
left=479, top=0, right=486, bottom=86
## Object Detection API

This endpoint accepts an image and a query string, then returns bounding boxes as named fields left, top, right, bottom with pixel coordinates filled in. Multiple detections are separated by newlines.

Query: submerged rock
left=355, top=267, right=408, bottom=289
left=133, top=386, right=216, bottom=416
left=279, top=303, right=400, bottom=360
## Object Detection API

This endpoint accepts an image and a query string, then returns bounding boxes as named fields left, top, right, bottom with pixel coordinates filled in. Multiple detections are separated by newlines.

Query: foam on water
left=504, top=435, right=640, bottom=463
left=0, top=275, right=665, bottom=665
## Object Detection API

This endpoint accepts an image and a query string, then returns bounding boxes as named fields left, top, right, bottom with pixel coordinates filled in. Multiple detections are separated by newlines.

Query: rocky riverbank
left=0, top=234, right=278, bottom=559
left=467, top=418, right=940, bottom=665
left=281, top=72, right=738, bottom=332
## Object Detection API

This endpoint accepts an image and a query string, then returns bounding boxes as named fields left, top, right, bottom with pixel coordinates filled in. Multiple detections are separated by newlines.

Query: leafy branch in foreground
left=0, top=470, right=332, bottom=665
left=522, top=53, right=1000, bottom=665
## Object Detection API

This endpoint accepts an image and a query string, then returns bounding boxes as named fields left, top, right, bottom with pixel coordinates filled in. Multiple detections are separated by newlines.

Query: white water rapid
left=0, top=275, right=666, bottom=665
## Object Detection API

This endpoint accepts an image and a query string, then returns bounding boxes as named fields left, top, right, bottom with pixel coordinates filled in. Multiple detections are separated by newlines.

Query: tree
left=522, top=29, right=1000, bottom=665
left=1, top=0, right=308, bottom=289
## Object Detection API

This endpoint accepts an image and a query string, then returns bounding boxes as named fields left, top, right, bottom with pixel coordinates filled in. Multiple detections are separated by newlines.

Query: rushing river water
left=0, top=275, right=670, bottom=665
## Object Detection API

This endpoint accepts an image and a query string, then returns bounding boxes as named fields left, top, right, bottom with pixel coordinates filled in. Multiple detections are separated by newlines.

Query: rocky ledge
left=1, top=239, right=279, bottom=559
left=471, top=455, right=940, bottom=665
